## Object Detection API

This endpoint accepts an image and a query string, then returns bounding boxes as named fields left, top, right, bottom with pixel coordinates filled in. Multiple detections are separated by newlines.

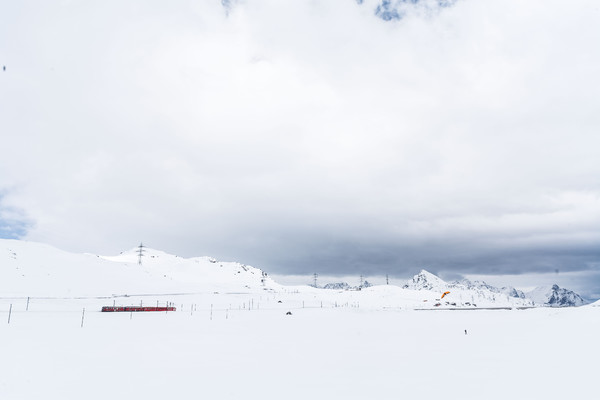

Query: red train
left=101, top=306, right=176, bottom=312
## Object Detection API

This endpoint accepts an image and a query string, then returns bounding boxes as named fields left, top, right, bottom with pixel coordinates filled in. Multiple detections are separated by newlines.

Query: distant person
left=464, top=329, right=468, bottom=335
left=2, top=66, right=5, bottom=71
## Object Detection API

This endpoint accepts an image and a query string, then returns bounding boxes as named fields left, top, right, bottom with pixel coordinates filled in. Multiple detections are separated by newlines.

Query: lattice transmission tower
left=137, top=242, right=145, bottom=265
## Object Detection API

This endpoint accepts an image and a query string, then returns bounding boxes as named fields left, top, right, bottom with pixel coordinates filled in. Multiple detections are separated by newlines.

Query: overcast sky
left=1, top=0, right=599, bottom=298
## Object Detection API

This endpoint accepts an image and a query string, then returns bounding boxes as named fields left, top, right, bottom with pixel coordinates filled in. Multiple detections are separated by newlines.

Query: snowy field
left=1, top=240, right=597, bottom=399
left=1, top=292, right=598, bottom=400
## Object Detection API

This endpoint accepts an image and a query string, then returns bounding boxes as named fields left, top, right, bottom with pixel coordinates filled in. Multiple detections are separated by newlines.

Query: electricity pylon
left=137, top=242, right=145, bottom=265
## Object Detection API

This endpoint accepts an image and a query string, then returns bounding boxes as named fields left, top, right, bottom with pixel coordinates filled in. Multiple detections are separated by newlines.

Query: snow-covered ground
left=0, top=239, right=598, bottom=399
left=1, top=296, right=598, bottom=399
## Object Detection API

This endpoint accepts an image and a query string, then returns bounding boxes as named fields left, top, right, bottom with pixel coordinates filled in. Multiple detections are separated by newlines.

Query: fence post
left=26, top=297, right=30, bottom=311
left=8, top=304, right=12, bottom=324
left=81, top=308, right=85, bottom=328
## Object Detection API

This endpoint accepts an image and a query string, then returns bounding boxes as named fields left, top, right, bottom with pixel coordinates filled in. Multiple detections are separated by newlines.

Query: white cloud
left=1, top=0, right=599, bottom=285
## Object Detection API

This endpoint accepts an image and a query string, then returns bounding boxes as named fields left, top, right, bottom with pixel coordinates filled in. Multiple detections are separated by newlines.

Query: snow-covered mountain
left=0, top=239, right=589, bottom=308
left=403, top=270, right=447, bottom=291
left=500, top=286, right=527, bottom=299
left=451, top=278, right=526, bottom=299
left=323, top=282, right=352, bottom=290
left=323, top=281, right=373, bottom=290
left=402, top=270, right=586, bottom=308
left=526, top=285, right=587, bottom=307
left=402, top=270, right=534, bottom=308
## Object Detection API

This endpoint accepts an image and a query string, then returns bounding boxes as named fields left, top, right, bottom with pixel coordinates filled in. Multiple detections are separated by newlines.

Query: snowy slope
left=0, top=239, right=282, bottom=297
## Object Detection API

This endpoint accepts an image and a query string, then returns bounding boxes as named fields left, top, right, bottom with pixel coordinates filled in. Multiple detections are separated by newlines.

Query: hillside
left=0, top=239, right=281, bottom=297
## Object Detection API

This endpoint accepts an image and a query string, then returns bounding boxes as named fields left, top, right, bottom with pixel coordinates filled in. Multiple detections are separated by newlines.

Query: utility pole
left=360, top=274, right=364, bottom=287
left=137, top=242, right=145, bottom=265
left=313, top=273, right=318, bottom=288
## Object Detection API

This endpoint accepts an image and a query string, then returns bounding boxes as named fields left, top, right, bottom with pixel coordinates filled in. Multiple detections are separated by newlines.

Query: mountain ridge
left=0, top=239, right=589, bottom=307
